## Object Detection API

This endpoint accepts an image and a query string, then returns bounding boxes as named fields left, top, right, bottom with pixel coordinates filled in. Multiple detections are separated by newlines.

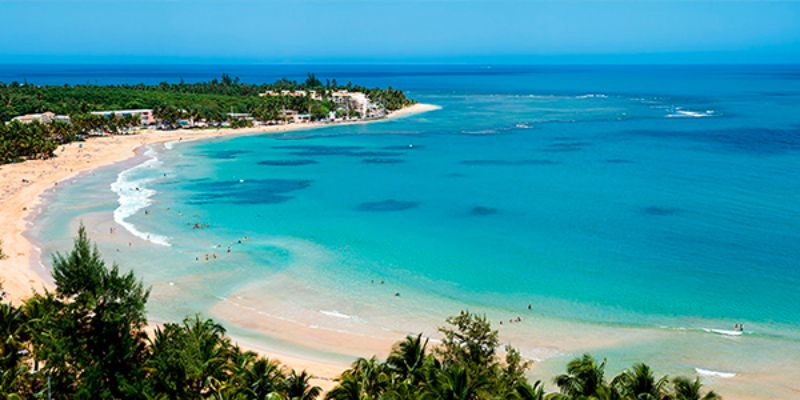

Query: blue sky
left=1, top=0, right=799, bottom=64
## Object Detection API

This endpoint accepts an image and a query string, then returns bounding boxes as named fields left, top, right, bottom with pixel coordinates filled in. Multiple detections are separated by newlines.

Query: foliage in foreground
left=0, top=227, right=720, bottom=399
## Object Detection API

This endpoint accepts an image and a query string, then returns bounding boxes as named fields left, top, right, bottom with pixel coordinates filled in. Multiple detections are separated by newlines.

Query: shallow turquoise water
left=29, top=65, right=800, bottom=395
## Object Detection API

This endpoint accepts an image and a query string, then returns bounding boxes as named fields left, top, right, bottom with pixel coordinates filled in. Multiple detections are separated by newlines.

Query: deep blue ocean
left=21, top=64, right=800, bottom=397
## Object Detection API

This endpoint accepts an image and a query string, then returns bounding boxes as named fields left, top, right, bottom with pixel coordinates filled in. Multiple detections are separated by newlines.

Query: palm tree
left=671, top=377, right=720, bottom=400
left=243, top=356, right=286, bottom=399
left=283, top=370, right=322, bottom=400
left=325, top=374, right=365, bottom=400
left=554, top=354, right=608, bottom=398
left=350, top=357, right=389, bottom=395
left=0, top=302, right=31, bottom=396
left=387, top=334, right=429, bottom=383
left=381, top=380, right=434, bottom=400
left=612, top=363, right=668, bottom=400
left=514, top=380, right=546, bottom=400
left=147, top=315, right=232, bottom=398
left=428, top=364, right=490, bottom=400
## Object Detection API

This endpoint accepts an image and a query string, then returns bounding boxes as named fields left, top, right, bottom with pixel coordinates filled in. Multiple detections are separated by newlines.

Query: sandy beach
left=0, top=103, right=440, bottom=305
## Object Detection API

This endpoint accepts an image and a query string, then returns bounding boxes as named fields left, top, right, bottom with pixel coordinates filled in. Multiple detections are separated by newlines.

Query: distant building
left=90, top=109, right=154, bottom=126
left=280, top=109, right=299, bottom=123
left=331, top=91, right=372, bottom=117
left=11, top=111, right=70, bottom=124
left=259, top=89, right=323, bottom=101
left=226, top=112, right=253, bottom=120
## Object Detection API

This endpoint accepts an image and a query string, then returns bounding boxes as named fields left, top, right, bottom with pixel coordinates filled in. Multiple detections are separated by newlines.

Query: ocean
left=20, top=64, right=800, bottom=398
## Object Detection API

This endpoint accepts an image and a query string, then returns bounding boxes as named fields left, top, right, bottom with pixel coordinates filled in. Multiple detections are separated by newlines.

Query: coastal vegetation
left=0, top=75, right=415, bottom=163
left=0, top=227, right=721, bottom=399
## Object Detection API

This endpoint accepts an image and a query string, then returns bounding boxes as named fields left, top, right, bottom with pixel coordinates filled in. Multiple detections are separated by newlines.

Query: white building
left=90, top=109, right=155, bottom=126
left=11, top=111, right=70, bottom=124
left=331, top=91, right=371, bottom=117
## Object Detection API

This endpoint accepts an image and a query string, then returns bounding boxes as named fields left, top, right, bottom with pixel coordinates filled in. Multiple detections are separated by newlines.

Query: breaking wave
left=110, top=147, right=171, bottom=246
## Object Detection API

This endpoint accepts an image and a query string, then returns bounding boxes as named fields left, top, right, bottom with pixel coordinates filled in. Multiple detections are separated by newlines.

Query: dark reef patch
left=625, top=127, right=800, bottom=154
left=281, top=146, right=404, bottom=157
left=460, top=159, right=560, bottom=166
left=349, top=151, right=404, bottom=157
left=273, top=145, right=365, bottom=156
left=543, top=141, right=592, bottom=152
left=605, top=159, right=634, bottom=164
left=642, top=206, right=681, bottom=216
left=185, top=178, right=312, bottom=205
left=273, top=145, right=365, bottom=151
left=258, top=159, right=318, bottom=166
left=362, top=158, right=405, bottom=164
left=200, top=149, right=251, bottom=160
left=357, top=200, right=419, bottom=212
left=470, top=206, right=498, bottom=216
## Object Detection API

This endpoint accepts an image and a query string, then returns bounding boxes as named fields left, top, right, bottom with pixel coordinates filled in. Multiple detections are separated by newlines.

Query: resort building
left=331, top=91, right=373, bottom=117
left=226, top=112, right=253, bottom=121
left=11, top=111, right=71, bottom=124
left=259, top=90, right=323, bottom=101
left=90, top=109, right=155, bottom=126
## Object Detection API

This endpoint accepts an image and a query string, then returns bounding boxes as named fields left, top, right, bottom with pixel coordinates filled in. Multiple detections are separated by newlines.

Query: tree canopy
left=0, top=75, right=415, bottom=164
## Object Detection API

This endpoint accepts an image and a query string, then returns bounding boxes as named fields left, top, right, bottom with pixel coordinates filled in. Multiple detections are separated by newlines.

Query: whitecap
left=695, top=367, right=736, bottom=378
left=110, top=147, right=171, bottom=246
left=319, top=309, right=355, bottom=320
left=576, top=93, right=608, bottom=99
left=462, top=129, right=498, bottom=135
left=702, top=328, right=743, bottom=337
left=666, top=108, right=716, bottom=118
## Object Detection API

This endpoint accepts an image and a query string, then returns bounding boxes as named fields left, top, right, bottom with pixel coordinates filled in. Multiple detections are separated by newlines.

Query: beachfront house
left=226, top=112, right=253, bottom=121
left=331, top=91, right=377, bottom=118
left=259, top=89, right=323, bottom=101
left=90, top=109, right=155, bottom=126
left=10, top=111, right=71, bottom=124
left=280, top=109, right=298, bottom=123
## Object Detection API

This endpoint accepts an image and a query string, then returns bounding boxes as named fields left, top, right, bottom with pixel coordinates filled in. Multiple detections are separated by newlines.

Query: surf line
left=110, top=146, right=172, bottom=247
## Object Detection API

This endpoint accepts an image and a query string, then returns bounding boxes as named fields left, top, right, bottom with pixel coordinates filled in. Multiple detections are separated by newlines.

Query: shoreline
left=0, top=103, right=441, bottom=304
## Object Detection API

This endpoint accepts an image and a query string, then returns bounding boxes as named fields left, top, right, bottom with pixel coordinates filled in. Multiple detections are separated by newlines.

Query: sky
left=1, top=0, right=799, bottom=64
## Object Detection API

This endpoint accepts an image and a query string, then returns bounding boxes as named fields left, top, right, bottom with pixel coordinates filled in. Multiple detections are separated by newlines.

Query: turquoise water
left=28, top=65, right=800, bottom=396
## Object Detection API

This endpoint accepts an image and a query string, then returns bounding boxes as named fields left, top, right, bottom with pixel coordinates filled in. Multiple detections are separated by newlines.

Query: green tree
left=671, top=377, right=720, bottom=400
left=283, top=370, right=322, bottom=400
left=553, top=354, right=608, bottom=399
left=611, top=363, right=668, bottom=400
left=146, top=315, right=232, bottom=399
left=27, top=224, right=150, bottom=399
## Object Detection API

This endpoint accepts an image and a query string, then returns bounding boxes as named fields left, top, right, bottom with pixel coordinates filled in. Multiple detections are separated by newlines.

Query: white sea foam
left=695, top=368, right=736, bottom=378
left=320, top=309, right=355, bottom=320
left=461, top=129, right=498, bottom=135
left=576, top=93, right=608, bottom=99
left=110, top=147, right=171, bottom=246
left=666, top=108, right=716, bottom=118
left=702, top=328, right=743, bottom=337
